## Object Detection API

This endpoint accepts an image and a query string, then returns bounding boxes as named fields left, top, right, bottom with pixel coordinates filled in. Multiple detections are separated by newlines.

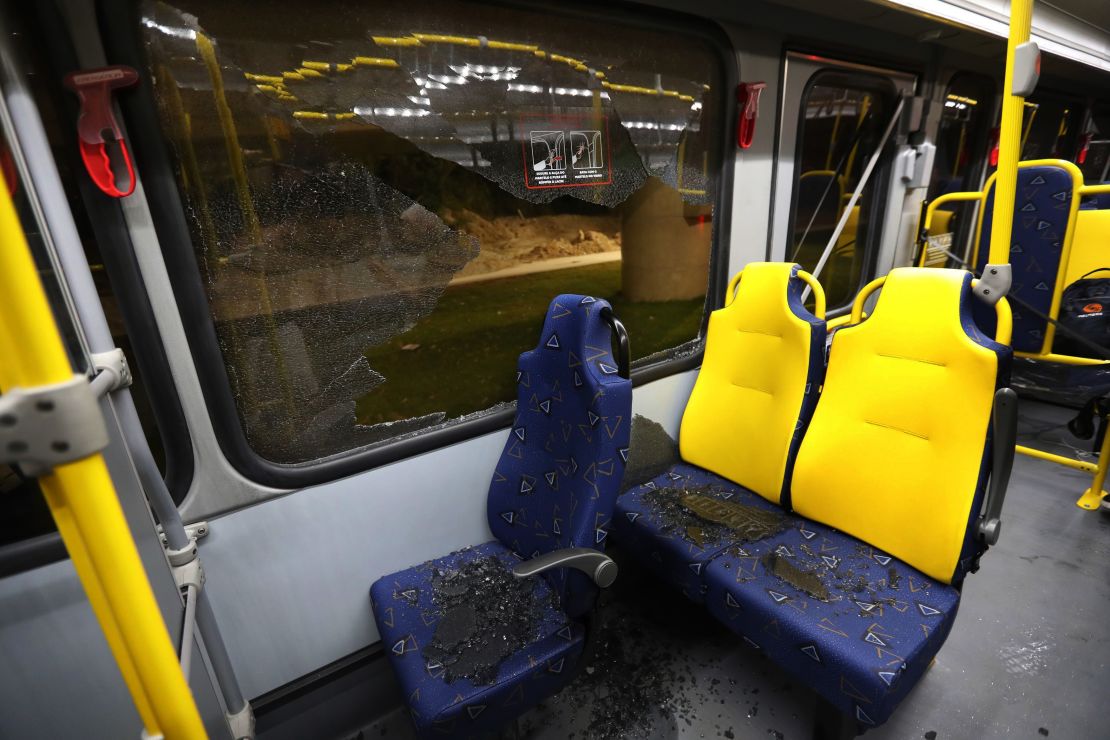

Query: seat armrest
left=511, top=547, right=618, bottom=588
left=979, top=387, right=1018, bottom=546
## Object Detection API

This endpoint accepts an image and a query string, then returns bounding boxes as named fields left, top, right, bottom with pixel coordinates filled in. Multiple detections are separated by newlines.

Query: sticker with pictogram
left=522, top=115, right=611, bottom=190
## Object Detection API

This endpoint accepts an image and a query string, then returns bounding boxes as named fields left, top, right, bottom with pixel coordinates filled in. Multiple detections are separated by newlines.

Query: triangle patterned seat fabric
left=614, top=461, right=961, bottom=728
left=369, top=542, right=584, bottom=737
left=613, top=462, right=786, bottom=603
left=487, top=294, right=632, bottom=618
left=370, top=294, right=631, bottom=737
left=701, top=512, right=961, bottom=729
left=973, top=164, right=1075, bottom=352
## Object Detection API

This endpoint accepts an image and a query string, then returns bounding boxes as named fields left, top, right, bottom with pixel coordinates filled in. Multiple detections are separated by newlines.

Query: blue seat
left=370, top=294, right=632, bottom=737
left=613, top=263, right=826, bottom=603
left=614, top=463, right=787, bottom=602
left=702, top=517, right=961, bottom=728
left=972, top=163, right=1076, bottom=352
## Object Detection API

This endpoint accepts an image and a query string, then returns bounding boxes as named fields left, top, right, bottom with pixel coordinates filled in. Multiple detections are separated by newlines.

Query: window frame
left=99, top=0, right=738, bottom=489
left=784, top=68, right=899, bottom=313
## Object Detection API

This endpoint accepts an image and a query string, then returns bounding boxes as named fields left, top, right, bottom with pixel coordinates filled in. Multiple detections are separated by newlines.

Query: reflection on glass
left=141, top=0, right=722, bottom=463
left=1079, top=108, right=1110, bottom=186
left=1019, top=97, right=1079, bottom=162
left=789, top=81, right=886, bottom=309
left=925, top=75, right=992, bottom=267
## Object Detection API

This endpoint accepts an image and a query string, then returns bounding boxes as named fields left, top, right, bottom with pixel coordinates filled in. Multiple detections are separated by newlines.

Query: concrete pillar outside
left=621, top=177, right=712, bottom=302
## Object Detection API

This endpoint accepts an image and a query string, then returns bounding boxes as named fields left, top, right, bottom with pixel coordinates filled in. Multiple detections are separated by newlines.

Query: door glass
left=1079, top=107, right=1110, bottom=186
left=925, top=74, right=993, bottom=266
left=788, top=77, right=888, bottom=308
left=1020, top=96, right=1081, bottom=161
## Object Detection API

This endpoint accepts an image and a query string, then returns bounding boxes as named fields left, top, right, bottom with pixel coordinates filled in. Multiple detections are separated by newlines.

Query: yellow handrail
left=917, top=190, right=986, bottom=267
left=849, top=273, right=1012, bottom=345
left=725, top=266, right=826, bottom=319
left=0, top=179, right=206, bottom=736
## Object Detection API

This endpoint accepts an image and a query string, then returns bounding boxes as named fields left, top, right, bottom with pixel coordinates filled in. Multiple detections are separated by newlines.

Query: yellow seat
left=790, top=267, right=1010, bottom=583
left=679, top=262, right=826, bottom=506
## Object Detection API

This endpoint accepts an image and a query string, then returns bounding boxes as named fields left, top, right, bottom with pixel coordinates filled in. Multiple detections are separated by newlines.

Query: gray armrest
left=511, top=547, right=618, bottom=588
left=978, top=387, right=1018, bottom=546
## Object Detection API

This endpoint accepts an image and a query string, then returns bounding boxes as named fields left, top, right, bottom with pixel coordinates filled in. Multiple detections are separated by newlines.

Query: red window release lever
left=63, top=66, right=139, bottom=198
left=736, top=82, right=767, bottom=150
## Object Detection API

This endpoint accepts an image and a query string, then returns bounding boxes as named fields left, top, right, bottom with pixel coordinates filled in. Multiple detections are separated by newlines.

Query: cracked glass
left=141, top=0, right=723, bottom=463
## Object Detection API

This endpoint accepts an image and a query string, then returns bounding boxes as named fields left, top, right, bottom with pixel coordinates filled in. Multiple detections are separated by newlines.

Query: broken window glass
left=140, top=0, right=724, bottom=464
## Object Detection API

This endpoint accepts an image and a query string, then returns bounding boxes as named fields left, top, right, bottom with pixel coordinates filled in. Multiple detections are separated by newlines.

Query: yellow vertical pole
left=1077, top=429, right=1110, bottom=510
left=987, top=0, right=1033, bottom=265
left=0, top=180, right=207, bottom=737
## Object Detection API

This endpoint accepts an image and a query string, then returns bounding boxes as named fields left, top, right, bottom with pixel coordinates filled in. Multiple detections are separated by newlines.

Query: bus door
left=770, top=53, right=916, bottom=310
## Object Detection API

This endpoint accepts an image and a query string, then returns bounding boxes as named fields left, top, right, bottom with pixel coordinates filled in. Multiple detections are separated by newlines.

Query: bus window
left=1020, top=94, right=1082, bottom=161
left=140, top=0, right=726, bottom=466
left=1079, top=106, right=1110, bottom=185
left=925, top=74, right=994, bottom=265
left=788, top=76, right=890, bottom=309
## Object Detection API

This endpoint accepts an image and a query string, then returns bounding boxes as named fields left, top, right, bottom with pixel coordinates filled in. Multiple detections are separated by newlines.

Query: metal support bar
left=0, top=11, right=251, bottom=732
left=988, top=0, right=1033, bottom=266
left=180, top=583, right=199, bottom=681
left=0, top=151, right=206, bottom=738
left=1015, top=444, right=1098, bottom=473
left=196, top=592, right=248, bottom=717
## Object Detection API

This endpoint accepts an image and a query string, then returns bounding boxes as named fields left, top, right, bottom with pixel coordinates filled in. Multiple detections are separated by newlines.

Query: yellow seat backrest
left=680, top=262, right=826, bottom=506
left=790, top=268, right=1004, bottom=584
left=1063, top=209, right=1110, bottom=287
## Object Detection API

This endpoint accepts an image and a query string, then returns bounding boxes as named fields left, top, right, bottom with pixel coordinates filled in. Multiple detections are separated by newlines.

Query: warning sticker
left=924, top=232, right=953, bottom=267
left=522, top=116, right=611, bottom=189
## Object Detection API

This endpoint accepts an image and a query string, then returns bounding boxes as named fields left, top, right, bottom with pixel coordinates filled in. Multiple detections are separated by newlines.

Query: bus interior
left=1, top=0, right=1109, bottom=739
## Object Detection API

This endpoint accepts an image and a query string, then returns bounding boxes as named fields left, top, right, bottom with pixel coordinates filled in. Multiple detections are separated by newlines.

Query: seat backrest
left=487, top=294, right=632, bottom=617
left=974, top=162, right=1078, bottom=352
left=1064, top=209, right=1110, bottom=287
left=791, top=268, right=1010, bottom=585
left=680, top=262, right=826, bottom=508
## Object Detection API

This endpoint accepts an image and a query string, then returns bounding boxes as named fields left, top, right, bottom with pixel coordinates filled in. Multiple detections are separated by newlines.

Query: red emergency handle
left=63, top=66, right=139, bottom=198
left=736, top=82, right=767, bottom=150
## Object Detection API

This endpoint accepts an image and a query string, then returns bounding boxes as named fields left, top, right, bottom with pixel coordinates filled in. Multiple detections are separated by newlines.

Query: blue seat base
left=613, top=463, right=790, bottom=603
left=370, top=542, right=585, bottom=737
left=614, top=463, right=961, bottom=729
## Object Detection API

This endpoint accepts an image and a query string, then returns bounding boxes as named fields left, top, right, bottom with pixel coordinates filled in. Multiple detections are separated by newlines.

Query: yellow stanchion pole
left=0, top=177, right=207, bottom=738
left=987, top=0, right=1032, bottom=265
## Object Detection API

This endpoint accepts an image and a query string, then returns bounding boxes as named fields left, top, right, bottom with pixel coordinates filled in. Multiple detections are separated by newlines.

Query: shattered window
left=140, top=0, right=723, bottom=464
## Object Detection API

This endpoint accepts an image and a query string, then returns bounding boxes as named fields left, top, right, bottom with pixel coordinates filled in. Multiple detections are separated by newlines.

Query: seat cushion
left=370, top=541, right=585, bottom=737
left=612, top=463, right=790, bottom=603
left=703, top=518, right=961, bottom=728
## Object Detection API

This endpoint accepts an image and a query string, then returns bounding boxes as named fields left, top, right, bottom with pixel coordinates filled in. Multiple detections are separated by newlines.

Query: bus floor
left=352, top=400, right=1110, bottom=740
